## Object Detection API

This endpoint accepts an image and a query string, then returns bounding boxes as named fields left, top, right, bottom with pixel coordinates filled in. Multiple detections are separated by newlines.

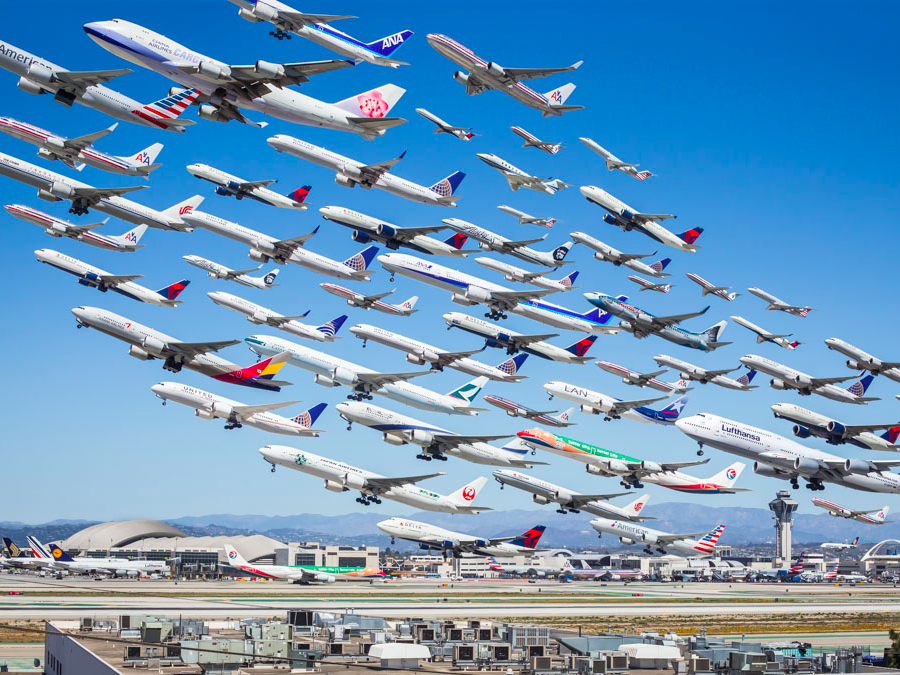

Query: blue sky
left=2, top=1, right=899, bottom=525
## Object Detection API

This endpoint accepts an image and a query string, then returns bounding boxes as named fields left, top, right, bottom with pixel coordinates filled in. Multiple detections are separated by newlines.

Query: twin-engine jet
left=7, top=204, right=146, bottom=252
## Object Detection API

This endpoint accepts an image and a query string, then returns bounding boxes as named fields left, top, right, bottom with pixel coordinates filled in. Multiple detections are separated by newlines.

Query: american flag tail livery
left=130, top=88, right=200, bottom=132
left=824, top=562, right=839, bottom=579
left=316, top=315, right=348, bottom=338
left=292, top=402, right=328, bottom=428
left=692, top=524, right=725, bottom=553
left=509, top=525, right=546, bottom=549
left=790, top=552, right=806, bottom=573
left=486, top=555, right=505, bottom=571
left=635, top=170, right=654, bottom=181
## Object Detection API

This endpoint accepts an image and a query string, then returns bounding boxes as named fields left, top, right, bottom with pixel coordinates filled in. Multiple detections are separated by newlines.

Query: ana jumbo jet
left=416, top=108, right=476, bottom=141
left=497, top=205, right=556, bottom=228
left=812, top=498, right=889, bottom=525
left=320, top=283, right=417, bottom=316
left=483, top=396, right=575, bottom=427
left=208, top=291, right=347, bottom=342
left=739, top=354, right=878, bottom=404
left=770, top=402, right=900, bottom=451
left=476, top=153, right=569, bottom=195
left=426, top=33, right=582, bottom=117
left=444, top=218, right=572, bottom=267
left=570, top=232, right=672, bottom=278
left=579, top=138, right=653, bottom=181
left=544, top=381, right=689, bottom=426
left=6, top=204, right=146, bottom=252
left=475, top=258, right=578, bottom=293
left=591, top=520, right=725, bottom=557
left=377, top=517, right=546, bottom=557
left=747, top=287, right=813, bottom=317
left=652, top=354, right=757, bottom=391
left=511, top=126, right=562, bottom=154
left=595, top=361, right=692, bottom=394
left=730, top=315, right=800, bottom=350
left=186, top=163, right=310, bottom=209
left=319, top=206, right=467, bottom=256
left=685, top=273, right=739, bottom=301
left=183, top=255, right=280, bottom=290
left=825, top=338, right=900, bottom=383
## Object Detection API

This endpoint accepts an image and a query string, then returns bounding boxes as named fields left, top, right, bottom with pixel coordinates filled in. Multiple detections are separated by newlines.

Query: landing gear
left=697, top=449, right=704, bottom=456
left=346, top=423, right=353, bottom=431
left=361, top=340, right=367, bottom=348
left=556, top=508, right=566, bottom=514
left=484, top=310, right=508, bottom=320
left=269, top=463, right=276, bottom=473
left=390, top=537, right=396, bottom=545
left=389, top=273, right=395, bottom=282
left=68, top=199, right=90, bottom=216
left=161, top=400, right=166, bottom=406
left=224, top=421, right=242, bottom=430
left=416, top=454, right=433, bottom=461
left=347, top=392, right=373, bottom=401
left=163, top=356, right=184, bottom=373
left=269, top=29, right=292, bottom=40
left=790, top=479, right=799, bottom=489
left=643, top=547, right=654, bottom=555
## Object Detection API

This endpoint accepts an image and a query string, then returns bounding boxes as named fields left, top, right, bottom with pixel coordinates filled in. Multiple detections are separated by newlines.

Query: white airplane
left=730, top=315, right=800, bottom=350
left=416, top=108, right=476, bottom=141
left=223, top=543, right=337, bottom=583
left=483, top=396, right=575, bottom=427
left=476, top=153, right=569, bottom=195
left=245, top=334, right=487, bottom=415
left=684, top=273, right=739, bottom=301
left=183, top=255, right=280, bottom=290
left=186, top=163, right=310, bottom=209
left=152, top=382, right=325, bottom=435
left=595, top=361, right=692, bottom=394
left=6, top=204, right=146, bottom=252
left=270, top=135, right=465, bottom=204
left=747, top=287, right=813, bottom=317
left=486, top=556, right=565, bottom=578
left=825, top=338, right=900, bottom=382
left=544, top=380, right=688, bottom=425
left=319, top=206, right=467, bottom=256
left=0, top=117, right=162, bottom=177
left=739, top=354, right=879, bottom=404
left=579, top=138, right=653, bottom=181
left=444, top=218, right=573, bottom=268
left=652, top=354, right=757, bottom=391
left=628, top=276, right=672, bottom=293
left=813, top=498, right=889, bottom=525
left=770, top=402, right=900, bottom=451
left=84, top=19, right=410, bottom=139
left=675, top=412, right=900, bottom=493
left=511, top=127, right=562, bottom=154
left=0, top=38, right=199, bottom=132
left=497, top=205, right=556, bottom=228
left=821, top=536, right=860, bottom=551
left=474, top=258, right=578, bottom=293
left=377, top=517, right=547, bottom=557
left=426, top=33, right=582, bottom=117
left=261, top=445, right=489, bottom=514
left=226, top=0, right=412, bottom=68
left=182, top=210, right=378, bottom=280
left=591, top=519, right=725, bottom=557
left=42, top=542, right=169, bottom=576
left=581, top=186, right=703, bottom=253
left=208, top=291, right=347, bottom=342
left=36, top=249, right=188, bottom=307
left=569, top=232, right=672, bottom=278
left=320, top=283, right=417, bottom=316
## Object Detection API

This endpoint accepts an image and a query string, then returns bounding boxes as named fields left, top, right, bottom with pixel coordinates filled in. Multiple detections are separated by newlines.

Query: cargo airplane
left=377, top=517, right=546, bottom=557
left=770, top=402, right=900, bottom=451
left=6, top=204, right=146, bottom=252
left=186, top=163, right=310, bottom=209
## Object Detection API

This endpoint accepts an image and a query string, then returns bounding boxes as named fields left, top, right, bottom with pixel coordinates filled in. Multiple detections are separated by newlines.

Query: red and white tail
left=692, top=524, right=725, bottom=554
left=131, top=88, right=200, bottom=132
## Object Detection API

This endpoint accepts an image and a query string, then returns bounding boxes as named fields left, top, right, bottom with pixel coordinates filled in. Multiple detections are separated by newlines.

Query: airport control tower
left=769, top=490, right=799, bottom=565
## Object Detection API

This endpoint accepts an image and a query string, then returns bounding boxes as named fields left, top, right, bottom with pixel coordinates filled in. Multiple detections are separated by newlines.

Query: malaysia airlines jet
left=6, top=204, right=146, bottom=252
left=416, top=108, right=476, bottom=140
left=186, top=163, right=310, bottom=209
left=377, top=517, right=546, bottom=557
left=443, top=218, right=573, bottom=267
left=183, top=255, right=280, bottom=289
left=747, top=287, right=813, bottom=317
left=770, top=402, right=900, bottom=452
left=812, top=498, right=889, bottom=525
left=477, top=153, right=569, bottom=195
left=730, top=315, right=800, bottom=350
left=579, top=138, right=653, bottom=181
left=544, top=381, right=689, bottom=426
left=739, top=354, right=879, bottom=404
left=319, top=206, right=468, bottom=256
left=570, top=232, right=672, bottom=278
left=825, top=338, right=900, bottom=383
left=591, top=519, right=725, bottom=557
left=208, top=291, right=347, bottom=342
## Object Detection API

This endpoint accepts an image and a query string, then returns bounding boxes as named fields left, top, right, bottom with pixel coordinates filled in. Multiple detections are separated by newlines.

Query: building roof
left=369, top=643, right=432, bottom=660
left=59, top=520, right=186, bottom=550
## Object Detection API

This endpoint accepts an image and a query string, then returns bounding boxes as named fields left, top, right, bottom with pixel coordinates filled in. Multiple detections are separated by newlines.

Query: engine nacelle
left=792, top=425, right=812, bottom=439
left=453, top=71, right=470, bottom=85
left=141, top=335, right=167, bottom=358
left=314, top=573, right=336, bottom=583
left=254, top=60, right=285, bottom=80
left=602, top=214, right=619, bottom=225
left=351, top=229, right=371, bottom=244
left=532, top=495, right=551, bottom=505
left=451, top=293, right=478, bottom=307
left=793, top=456, right=821, bottom=474
left=826, top=420, right=846, bottom=436
left=640, top=460, right=662, bottom=473
left=215, top=185, right=232, bottom=196
left=251, top=1, right=278, bottom=20
left=78, top=271, right=101, bottom=288
left=486, top=61, right=505, bottom=78
left=580, top=404, right=599, bottom=415
left=195, top=408, right=216, bottom=420
left=409, top=429, right=436, bottom=446
left=845, top=458, right=876, bottom=474
left=607, top=459, right=629, bottom=474
left=36, top=148, right=59, bottom=163
left=198, top=61, right=232, bottom=80
left=679, top=371, right=693, bottom=382
left=37, top=189, right=61, bottom=202
left=335, top=173, right=357, bottom=188
left=314, top=374, right=338, bottom=387
left=249, top=311, right=269, bottom=324
left=479, top=241, right=491, bottom=250
left=128, top=345, right=151, bottom=361
left=619, top=537, right=636, bottom=545
left=405, top=353, right=426, bottom=366
left=16, top=76, right=46, bottom=95
left=554, top=490, right=574, bottom=504
left=770, top=378, right=788, bottom=390
left=753, top=461, right=790, bottom=479
left=169, top=86, right=182, bottom=96
left=343, top=473, right=366, bottom=490
left=376, top=223, right=396, bottom=239
left=248, top=248, right=270, bottom=263
left=49, top=181, right=75, bottom=200
left=641, top=533, right=659, bottom=545
left=50, top=222, right=68, bottom=235
left=585, top=464, right=604, bottom=476
left=620, top=208, right=635, bottom=221
left=198, top=104, right=225, bottom=122
left=324, top=479, right=348, bottom=493
left=26, top=62, right=54, bottom=85
left=618, top=320, right=634, bottom=332
left=846, top=359, right=862, bottom=371
left=465, top=286, right=492, bottom=304
left=381, top=432, right=407, bottom=446
left=331, top=366, right=359, bottom=387
left=238, top=7, right=263, bottom=21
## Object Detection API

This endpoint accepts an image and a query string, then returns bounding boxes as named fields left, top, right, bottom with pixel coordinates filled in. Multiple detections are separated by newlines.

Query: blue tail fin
left=443, top=232, right=468, bottom=250
left=156, top=279, right=189, bottom=300
left=48, top=544, right=75, bottom=562
left=496, top=353, right=528, bottom=376
left=343, top=245, right=379, bottom=271
left=564, top=334, right=597, bottom=357
left=318, top=314, right=348, bottom=338
left=292, top=402, right=328, bottom=428
left=558, top=270, right=579, bottom=289
left=879, top=426, right=900, bottom=444
left=649, top=258, right=671, bottom=274
left=430, top=171, right=465, bottom=197
left=846, top=374, right=875, bottom=397
left=735, top=369, right=757, bottom=386
left=551, top=241, right=573, bottom=263
left=287, top=185, right=311, bottom=204
left=581, top=307, right=614, bottom=325
left=508, top=525, right=546, bottom=549
left=616, top=295, right=629, bottom=302
left=262, top=269, right=280, bottom=286
left=658, top=395, right=689, bottom=420
left=366, top=29, right=414, bottom=57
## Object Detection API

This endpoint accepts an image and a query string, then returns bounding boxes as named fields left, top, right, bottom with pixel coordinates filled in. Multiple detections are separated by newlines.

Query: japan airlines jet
left=685, top=273, right=739, bottom=301
left=319, top=206, right=467, bottom=256
left=183, top=255, right=279, bottom=289
left=427, top=33, right=582, bottom=117
left=825, top=338, right=900, bottom=383
left=821, top=536, right=860, bottom=550
left=261, top=445, right=488, bottom=514
left=483, top=396, right=574, bottom=427
left=730, top=315, right=800, bottom=350
left=739, top=354, right=879, bottom=404
left=0, top=39, right=198, bottom=132
left=152, top=382, right=325, bottom=435
left=544, top=381, right=689, bottom=425
left=475, top=258, right=578, bottom=293
left=444, top=218, right=573, bottom=267
left=71, top=305, right=290, bottom=391
left=497, top=205, right=556, bottom=228
left=511, top=127, right=562, bottom=154
left=579, top=138, right=653, bottom=181
left=747, top=287, right=813, bottom=317
left=628, top=276, right=672, bottom=294
left=581, top=186, right=703, bottom=253
left=45, top=544, right=169, bottom=576
left=36, top=248, right=188, bottom=307
left=269, top=135, right=465, bottom=204
left=595, top=361, right=692, bottom=394
left=187, top=163, right=310, bottom=209
left=591, top=519, right=725, bottom=557
left=476, top=153, right=569, bottom=195
left=320, top=283, right=417, bottom=316
left=570, top=232, right=672, bottom=278
left=813, top=498, right=889, bottom=525
left=377, top=517, right=546, bottom=557
left=208, top=291, right=347, bottom=342
left=770, top=402, right=900, bottom=451
left=653, top=354, right=757, bottom=391
left=6, top=204, right=146, bottom=252
left=416, top=108, right=476, bottom=140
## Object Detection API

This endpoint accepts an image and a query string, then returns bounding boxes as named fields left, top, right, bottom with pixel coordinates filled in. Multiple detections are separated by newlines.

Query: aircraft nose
left=150, top=383, right=167, bottom=395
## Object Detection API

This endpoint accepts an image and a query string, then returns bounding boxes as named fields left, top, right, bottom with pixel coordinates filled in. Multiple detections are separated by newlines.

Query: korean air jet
left=187, top=163, right=310, bottom=209
left=591, top=519, right=725, bottom=557
left=544, top=380, right=690, bottom=426
left=377, top=517, right=546, bottom=557
left=6, top=204, right=146, bottom=252
left=183, top=255, right=280, bottom=289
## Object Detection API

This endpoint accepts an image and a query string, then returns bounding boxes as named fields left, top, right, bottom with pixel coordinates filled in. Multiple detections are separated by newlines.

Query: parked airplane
left=730, top=315, right=800, bottom=350
left=0, top=538, right=40, bottom=570
left=186, top=163, right=310, bottom=209
left=222, top=544, right=337, bottom=583
left=497, top=205, right=556, bottom=228
left=747, top=287, right=813, bottom=317
left=183, top=255, right=279, bottom=290
left=426, top=33, right=582, bottom=116
left=378, top=517, right=546, bottom=557
left=416, top=108, right=475, bottom=140
left=208, top=291, right=347, bottom=342
left=770, top=402, right=900, bottom=451
left=628, top=276, right=671, bottom=293
left=45, top=544, right=169, bottom=576
left=813, top=498, right=889, bottom=525
left=590, top=520, right=725, bottom=557
left=544, top=381, right=689, bottom=426
left=825, top=338, right=900, bottom=383
left=475, top=258, right=578, bottom=294
left=579, top=138, right=652, bottom=181
left=476, top=153, right=569, bottom=195
left=595, top=361, right=692, bottom=394
left=319, top=206, right=467, bottom=256
left=487, top=556, right=563, bottom=577
left=6, top=204, right=146, bottom=252
left=444, top=218, right=572, bottom=267
left=570, top=232, right=671, bottom=278
left=739, top=354, right=878, bottom=404
left=483, top=396, right=574, bottom=427
left=685, top=273, right=739, bottom=301
left=652, top=355, right=757, bottom=391
left=320, top=283, right=417, bottom=316
left=821, top=536, right=860, bottom=551
left=564, top=560, right=644, bottom=581
left=511, top=127, right=562, bottom=154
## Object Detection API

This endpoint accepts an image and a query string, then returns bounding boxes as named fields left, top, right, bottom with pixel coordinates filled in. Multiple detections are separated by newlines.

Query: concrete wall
left=45, top=623, right=120, bottom=675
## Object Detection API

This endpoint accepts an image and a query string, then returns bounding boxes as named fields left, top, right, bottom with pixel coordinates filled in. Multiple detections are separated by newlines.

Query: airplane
left=444, top=218, right=573, bottom=267
left=652, top=354, right=757, bottom=391
left=628, top=276, right=672, bottom=293
left=6, top=204, right=146, bottom=252
left=497, top=205, right=556, bottom=228
left=84, top=19, right=410, bottom=139
left=595, top=361, right=692, bottom=394
left=591, top=519, right=725, bottom=557
left=442, top=312, right=599, bottom=363
left=825, top=338, right=900, bottom=382
left=750, top=552, right=809, bottom=581
left=821, top=536, right=860, bottom=551
left=544, top=381, right=689, bottom=426
left=730, top=315, right=800, bottom=350
left=675, top=412, right=900, bottom=493
left=0, top=117, right=163, bottom=177
left=812, top=498, right=890, bottom=525
left=747, top=287, right=813, bottom=317
left=320, top=283, right=417, bottom=316
left=269, top=135, right=464, bottom=204
left=474, top=258, right=578, bottom=293
left=208, top=291, right=347, bottom=342
left=476, top=153, right=569, bottom=195
left=380, top=253, right=617, bottom=332
left=349, top=323, right=529, bottom=382
left=222, top=544, right=341, bottom=583
left=579, top=138, right=653, bottom=181
left=486, top=556, right=564, bottom=578
left=186, top=163, right=310, bottom=209
left=564, top=559, right=644, bottom=581
left=511, top=127, right=562, bottom=154
left=71, top=305, right=291, bottom=391
left=0, top=537, right=43, bottom=570
left=685, top=273, right=739, bottom=301
left=569, top=232, right=672, bottom=278
left=152, top=382, right=325, bottom=435
left=182, top=211, right=378, bottom=280
left=319, top=206, right=468, bottom=256
left=44, top=543, right=170, bottom=577
left=245, top=333, right=487, bottom=415
left=771, top=402, right=900, bottom=451
left=483, top=396, right=575, bottom=427
left=226, top=0, right=412, bottom=68
left=581, top=186, right=703, bottom=253
left=836, top=569, right=868, bottom=583
left=426, top=33, right=582, bottom=117
left=377, top=517, right=547, bottom=557
left=0, top=38, right=199, bottom=132
left=183, top=255, right=280, bottom=290
left=739, top=354, right=879, bottom=404
left=36, top=249, right=188, bottom=307
left=416, top=108, right=476, bottom=141
left=336, top=400, right=542, bottom=467
left=260, top=445, right=489, bottom=514
left=584, top=293, right=729, bottom=351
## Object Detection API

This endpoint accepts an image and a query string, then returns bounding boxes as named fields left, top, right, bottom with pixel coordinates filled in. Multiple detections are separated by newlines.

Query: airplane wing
left=503, top=235, right=549, bottom=249
left=606, top=159, right=636, bottom=171
left=229, top=59, right=353, bottom=87
left=649, top=306, right=710, bottom=328
left=839, top=459, right=900, bottom=470
left=73, top=185, right=148, bottom=202
left=273, top=230, right=318, bottom=256
left=430, top=433, right=513, bottom=447
left=97, top=274, right=143, bottom=286
left=234, top=179, right=278, bottom=190
left=843, top=423, right=900, bottom=435
left=394, top=225, right=450, bottom=239
left=359, top=152, right=406, bottom=183
left=504, top=173, right=551, bottom=188
left=499, top=61, right=583, bottom=82
left=68, top=222, right=108, bottom=234
left=359, top=290, right=396, bottom=303
left=165, top=339, right=240, bottom=358
left=610, top=395, right=668, bottom=414
left=356, top=370, right=433, bottom=387
left=64, top=126, right=116, bottom=151
left=658, top=459, right=711, bottom=472
left=616, top=251, right=655, bottom=262
left=224, top=265, right=264, bottom=279
left=509, top=332, right=560, bottom=345
left=704, top=367, right=740, bottom=378
left=231, top=400, right=302, bottom=417
left=656, top=531, right=714, bottom=546
left=633, top=213, right=676, bottom=223
left=265, top=314, right=310, bottom=326
left=567, top=492, right=630, bottom=506
left=463, top=73, right=488, bottom=95
left=430, top=348, right=485, bottom=367
left=278, top=10, right=356, bottom=28
left=365, top=473, right=445, bottom=491
left=636, top=369, right=668, bottom=381
left=55, top=68, right=133, bottom=89
left=808, top=375, right=857, bottom=387
left=491, top=288, right=558, bottom=303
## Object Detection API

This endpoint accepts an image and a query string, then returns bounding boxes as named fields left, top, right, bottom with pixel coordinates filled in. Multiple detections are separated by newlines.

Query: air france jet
left=739, top=354, right=879, bottom=404
left=812, top=498, right=890, bottom=525
left=377, top=517, right=546, bottom=557
left=581, top=186, right=702, bottom=253
left=427, top=33, right=582, bottom=117
left=261, top=445, right=488, bottom=514
left=653, top=355, right=757, bottom=391
left=748, top=287, right=813, bottom=317
left=208, top=291, right=347, bottom=342
left=6, top=204, right=146, bottom=252
left=152, top=382, right=325, bottom=435
left=476, top=153, right=569, bottom=195
left=497, top=205, right=556, bottom=228
left=511, top=127, right=562, bottom=154
left=730, top=315, right=800, bottom=350
left=416, top=108, right=476, bottom=141
left=770, top=402, right=900, bottom=452
left=444, top=218, right=573, bottom=267
left=320, top=283, right=417, bottom=316
left=685, top=273, right=739, bottom=301
left=475, top=258, right=578, bottom=293
left=579, top=138, right=653, bottom=181
left=584, top=293, right=728, bottom=351
left=570, top=232, right=672, bottom=278
left=591, top=519, right=725, bottom=557
left=544, top=381, right=689, bottom=426
left=319, top=206, right=467, bottom=256
left=628, top=276, right=672, bottom=294
left=595, top=361, right=692, bottom=394
left=825, top=338, right=900, bottom=383
left=187, top=163, right=310, bottom=209
left=484, top=396, right=575, bottom=427
left=183, top=255, right=280, bottom=289
left=0, top=38, right=198, bottom=132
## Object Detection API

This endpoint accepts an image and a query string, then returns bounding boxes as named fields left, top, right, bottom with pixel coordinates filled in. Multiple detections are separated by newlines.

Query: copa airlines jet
left=319, top=206, right=468, bottom=256
left=747, top=287, right=813, bottom=317
left=497, top=205, right=556, bottom=228
left=570, top=232, right=672, bottom=278
left=476, top=153, right=569, bottom=195
left=579, top=138, right=653, bottom=181
left=483, top=396, right=575, bottom=427
left=652, top=354, right=757, bottom=391
left=812, top=498, right=889, bottom=525
left=152, top=382, right=326, bottom=435
left=320, top=283, right=417, bottom=316
left=6, top=204, right=146, bottom=252
left=474, top=258, right=579, bottom=294
left=730, top=315, right=800, bottom=350
left=825, top=338, right=900, bottom=383
left=770, top=402, right=900, bottom=451
left=186, top=163, right=310, bottom=209
left=595, top=361, right=692, bottom=394
left=544, top=381, right=689, bottom=426
left=591, top=520, right=725, bottom=557
left=739, top=354, right=878, bottom=404
left=377, top=517, right=546, bottom=557
left=183, top=255, right=280, bottom=290
left=443, top=218, right=573, bottom=267
left=208, top=291, right=347, bottom=342
left=417, top=108, right=476, bottom=140
left=511, top=127, right=562, bottom=154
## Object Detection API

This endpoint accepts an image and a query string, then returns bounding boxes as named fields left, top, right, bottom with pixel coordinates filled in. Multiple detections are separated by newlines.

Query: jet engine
left=585, top=465, right=605, bottom=476
left=330, top=366, right=359, bottom=387
left=48, top=222, right=68, bottom=235
left=792, top=425, right=812, bottom=439
left=826, top=420, right=847, bottom=436
left=640, top=460, right=662, bottom=473
left=580, top=404, right=599, bottom=415
left=248, top=248, right=271, bottom=263
left=606, top=459, right=629, bottom=474
left=405, top=353, right=427, bottom=365
left=197, top=104, right=225, bottom=122
left=753, top=461, right=791, bottom=479
left=343, top=473, right=366, bottom=490
left=351, top=230, right=371, bottom=243
left=453, top=71, right=470, bottom=86
left=532, top=495, right=551, bottom=505
left=618, top=537, right=635, bottom=545
left=254, top=60, right=285, bottom=80
left=464, top=286, right=492, bottom=304
left=846, top=359, right=863, bottom=371
left=198, top=61, right=232, bottom=81
left=314, top=373, right=338, bottom=387
left=451, top=293, right=478, bottom=307
left=141, top=335, right=167, bottom=357
left=486, top=61, right=505, bottom=78
left=376, top=223, right=396, bottom=239
left=554, top=490, right=574, bottom=504
left=128, top=345, right=152, bottom=360
left=381, top=432, right=407, bottom=446
left=335, top=173, right=357, bottom=188
left=793, top=457, right=821, bottom=474
left=313, top=572, right=336, bottom=583
left=602, top=214, right=619, bottom=226
left=249, top=1, right=278, bottom=20
left=26, top=62, right=54, bottom=85
left=195, top=408, right=216, bottom=420
left=408, top=430, right=436, bottom=445
left=238, top=7, right=263, bottom=21
left=49, top=181, right=75, bottom=200
left=324, top=479, right=348, bottom=493
left=169, top=86, right=183, bottom=96
left=845, top=458, right=877, bottom=474
left=16, top=76, right=45, bottom=95
left=249, top=311, right=270, bottom=324
left=770, top=378, right=788, bottom=390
